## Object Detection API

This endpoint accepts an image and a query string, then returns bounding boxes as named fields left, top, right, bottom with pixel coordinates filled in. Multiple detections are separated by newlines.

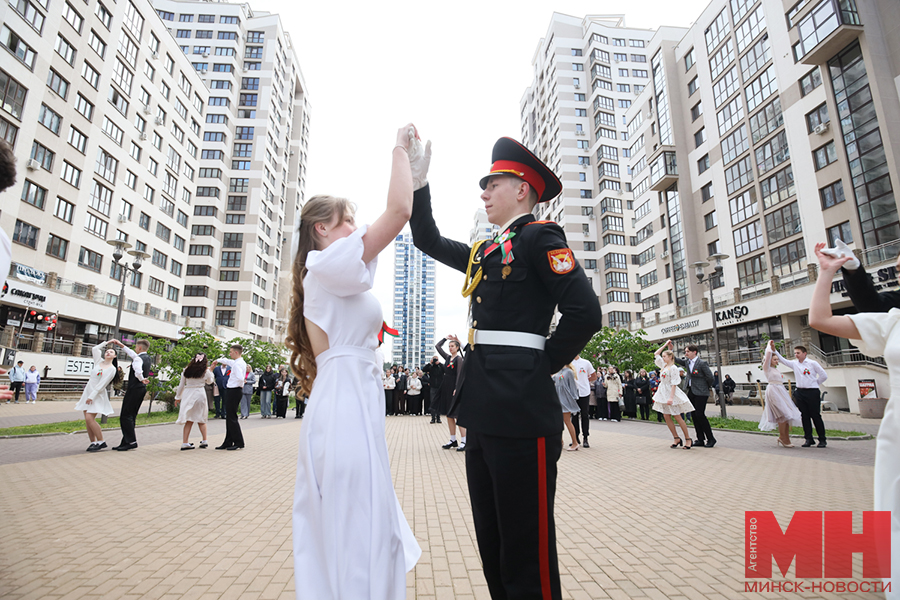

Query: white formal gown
left=848, top=308, right=899, bottom=598
left=651, top=356, right=694, bottom=415
left=293, top=225, right=420, bottom=600
left=758, top=346, right=802, bottom=431
left=73, top=342, right=116, bottom=416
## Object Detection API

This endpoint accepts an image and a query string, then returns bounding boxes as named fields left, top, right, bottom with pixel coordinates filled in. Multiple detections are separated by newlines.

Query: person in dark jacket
left=621, top=370, right=637, bottom=419
left=258, top=365, right=277, bottom=418
left=721, top=374, right=736, bottom=405
left=634, top=369, right=651, bottom=420
left=213, top=364, right=230, bottom=419
left=394, top=368, right=407, bottom=415
left=422, top=356, right=443, bottom=423
left=825, top=240, right=900, bottom=312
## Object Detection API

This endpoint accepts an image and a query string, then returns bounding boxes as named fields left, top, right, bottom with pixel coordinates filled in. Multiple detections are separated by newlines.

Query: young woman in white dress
left=74, top=340, right=124, bottom=452
left=175, top=353, right=215, bottom=450
left=759, top=340, right=802, bottom=447
left=809, top=243, right=896, bottom=595
left=285, top=124, right=422, bottom=600
left=652, top=341, right=695, bottom=449
left=554, top=364, right=581, bottom=451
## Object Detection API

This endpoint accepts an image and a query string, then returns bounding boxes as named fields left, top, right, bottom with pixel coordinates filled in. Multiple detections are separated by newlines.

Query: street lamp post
left=689, top=253, right=730, bottom=419
left=106, top=240, right=148, bottom=342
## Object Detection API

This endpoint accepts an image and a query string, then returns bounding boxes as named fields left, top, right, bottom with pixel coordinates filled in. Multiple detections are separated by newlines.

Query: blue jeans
left=260, top=390, right=272, bottom=416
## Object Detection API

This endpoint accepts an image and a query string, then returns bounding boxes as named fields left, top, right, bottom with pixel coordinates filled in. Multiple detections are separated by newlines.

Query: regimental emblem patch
left=547, top=248, right=575, bottom=274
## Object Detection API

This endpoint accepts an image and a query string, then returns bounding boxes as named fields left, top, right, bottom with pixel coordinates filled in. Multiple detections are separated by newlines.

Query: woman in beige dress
left=175, top=353, right=215, bottom=450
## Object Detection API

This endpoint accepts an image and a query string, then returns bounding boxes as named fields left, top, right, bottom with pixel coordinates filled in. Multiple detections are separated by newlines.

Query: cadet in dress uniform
left=409, top=137, right=603, bottom=600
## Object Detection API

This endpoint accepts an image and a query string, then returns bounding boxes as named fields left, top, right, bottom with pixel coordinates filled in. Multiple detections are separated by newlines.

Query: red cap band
left=488, top=160, right=546, bottom=200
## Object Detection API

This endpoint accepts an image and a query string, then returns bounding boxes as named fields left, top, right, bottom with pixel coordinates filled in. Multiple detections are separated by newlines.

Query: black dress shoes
left=442, top=440, right=458, bottom=449
left=226, top=446, right=243, bottom=451
left=583, top=439, right=590, bottom=448
left=114, top=442, right=137, bottom=451
left=706, top=439, right=717, bottom=448
left=801, top=440, right=814, bottom=447
left=693, top=441, right=706, bottom=447
left=817, top=441, right=827, bottom=448
left=215, top=444, right=230, bottom=450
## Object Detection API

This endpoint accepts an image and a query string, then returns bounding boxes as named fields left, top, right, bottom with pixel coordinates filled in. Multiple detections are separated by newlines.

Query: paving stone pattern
left=0, top=413, right=881, bottom=599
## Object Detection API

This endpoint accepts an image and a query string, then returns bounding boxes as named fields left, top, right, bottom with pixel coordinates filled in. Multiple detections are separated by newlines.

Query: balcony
left=648, top=147, right=677, bottom=191
left=794, top=0, right=863, bottom=65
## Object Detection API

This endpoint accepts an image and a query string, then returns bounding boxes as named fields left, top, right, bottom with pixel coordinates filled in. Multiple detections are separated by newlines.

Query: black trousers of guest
left=214, top=387, right=226, bottom=418
left=295, top=395, right=305, bottom=417
left=393, top=389, right=406, bottom=415
left=407, top=393, right=422, bottom=415
left=466, top=431, right=563, bottom=600
left=607, top=400, right=621, bottom=421
left=10, top=381, right=23, bottom=402
left=222, top=387, right=244, bottom=447
left=385, top=389, right=394, bottom=415
left=596, top=398, right=608, bottom=419
left=571, top=395, right=590, bottom=442
left=429, top=388, right=441, bottom=418
left=423, top=389, right=431, bottom=415
left=118, top=384, right=146, bottom=446
left=687, top=390, right=714, bottom=444
left=637, top=397, right=651, bottom=420
left=794, top=388, right=826, bottom=443
left=274, top=393, right=287, bottom=418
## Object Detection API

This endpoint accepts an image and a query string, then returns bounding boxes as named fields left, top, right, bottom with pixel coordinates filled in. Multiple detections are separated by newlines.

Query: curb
left=0, top=413, right=267, bottom=439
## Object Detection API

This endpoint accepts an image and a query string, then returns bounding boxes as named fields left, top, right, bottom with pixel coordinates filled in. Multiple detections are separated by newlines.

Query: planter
left=858, top=397, right=889, bottom=419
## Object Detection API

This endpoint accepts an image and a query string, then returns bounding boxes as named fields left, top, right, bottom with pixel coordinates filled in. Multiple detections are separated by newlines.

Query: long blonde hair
left=285, top=195, right=355, bottom=397
left=565, top=363, right=577, bottom=379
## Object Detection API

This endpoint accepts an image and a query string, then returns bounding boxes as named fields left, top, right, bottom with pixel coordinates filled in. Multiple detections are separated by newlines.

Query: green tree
left=581, top=327, right=657, bottom=374
left=138, top=328, right=224, bottom=411
left=223, top=336, right=286, bottom=372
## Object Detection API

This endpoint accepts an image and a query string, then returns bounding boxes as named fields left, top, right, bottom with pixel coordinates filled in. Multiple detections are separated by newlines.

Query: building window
left=806, top=103, right=829, bottom=132
left=46, top=233, right=68, bottom=259
left=215, top=310, right=235, bottom=327
left=745, top=66, right=777, bottom=112
left=733, top=220, right=763, bottom=257
left=737, top=254, right=766, bottom=286
left=148, top=276, right=164, bottom=296
left=724, top=155, right=754, bottom=194
left=770, top=239, right=808, bottom=278
left=749, top=98, right=783, bottom=143
left=605, top=272, right=628, bottom=289
left=793, top=0, right=859, bottom=61
left=697, top=154, right=710, bottom=173
left=638, top=270, right=658, bottom=288
left=765, top=201, right=803, bottom=243
left=83, top=212, right=108, bottom=239
left=20, top=180, right=47, bottom=209
left=607, top=291, right=629, bottom=303
left=721, top=125, right=748, bottom=165
left=755, top=130, right=790, bottom=175
left=184, top=285, right=209, bottom=297
left=217, top=290, right=238, bottom=306
left=709, top=39, right=734, bottom=80
left=813, top=141, right=837, bottom=170
left=54, top=197, right=75, bottom=223
left=716, top=96, right=744, bottom=136
left=799, top=67, right=822, bottom=96
left=760, top=166, right=795, bottom=209
left=13, top=219, right=38, bottom=248
left=701, top=182, right=714, bottom=203
left=39, top=104, right=62, bottom=134
left=729, top=188, right=758, bottom=226
left=704, top=211, right=717, bottom=230
left=684, top=47, right=695, bottom=70
left=78, top=246, right=102, bottom=272
left=221, top=251, right=241, bottom=267
left=826, top=221, right=853, bottom=246
left=608, top=311, right=631, bottom=328
left=820, top=179, right=845, bottom=209
left=60, top=161, right=82, bottom=188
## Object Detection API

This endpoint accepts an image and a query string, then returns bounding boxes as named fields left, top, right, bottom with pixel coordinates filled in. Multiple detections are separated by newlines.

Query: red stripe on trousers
left=536, top=437, right=551, bottom=600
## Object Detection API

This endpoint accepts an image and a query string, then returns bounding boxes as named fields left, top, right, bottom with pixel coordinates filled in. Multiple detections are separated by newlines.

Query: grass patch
left=707, top=416, right=866, bottom=438
left=0, top=408, right=260, bottom=436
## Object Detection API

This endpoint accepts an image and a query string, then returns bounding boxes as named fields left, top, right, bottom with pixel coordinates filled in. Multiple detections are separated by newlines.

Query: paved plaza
left=0, top=402, right=885, bottom=599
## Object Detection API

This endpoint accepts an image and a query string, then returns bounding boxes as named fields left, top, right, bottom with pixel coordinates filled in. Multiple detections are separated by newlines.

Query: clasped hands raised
left=394, top=124, right=431, bottom=190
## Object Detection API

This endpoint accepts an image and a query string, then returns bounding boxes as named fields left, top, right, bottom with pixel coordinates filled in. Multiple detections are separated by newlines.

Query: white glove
left=820, top=238, right=860, bottom=270
left=409, top=139, right=432, bottom=191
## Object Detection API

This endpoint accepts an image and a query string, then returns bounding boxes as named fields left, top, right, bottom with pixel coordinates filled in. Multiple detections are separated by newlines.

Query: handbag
left=636, top=395, right=647, bottom=405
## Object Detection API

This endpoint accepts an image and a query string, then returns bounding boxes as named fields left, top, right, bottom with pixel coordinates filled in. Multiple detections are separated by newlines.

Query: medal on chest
left=484, top=229, right=516, bottom=273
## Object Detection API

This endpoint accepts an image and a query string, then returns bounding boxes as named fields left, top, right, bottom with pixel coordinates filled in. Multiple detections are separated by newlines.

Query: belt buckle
left=468, top=328, right=476, bottom=349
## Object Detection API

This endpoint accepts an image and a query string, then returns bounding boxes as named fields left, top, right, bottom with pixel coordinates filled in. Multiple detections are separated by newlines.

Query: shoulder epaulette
left=525, top=220, right=556, bottom=226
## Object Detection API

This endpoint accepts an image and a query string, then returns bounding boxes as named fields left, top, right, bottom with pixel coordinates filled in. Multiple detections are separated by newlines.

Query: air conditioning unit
left=593, top=267, right=600, bottom=272
left=574, top=83, right=581, bottom=89
left=142, top=105, right=152, bottom=114
left=117, top=214, right=129, bottom=223
left=575, top=130, right=585, bottom=136
left=154, top=116, right=164, bottom=125
left=588, top=214, right=595, bottom=220
left=26, top=159, right=40, bottom=170
left=661, top=250, right=669, bottom=258
left=190, top=234, right=197, bottom=240
left=150, top=50, right=159, bottom=59
left=200, top=68, right=208, bottom=74
left=813, top=122, right=830, bottom=135
left=202, top=51, right=210, bottom=57
left=139, top=133, right=148, bottom=140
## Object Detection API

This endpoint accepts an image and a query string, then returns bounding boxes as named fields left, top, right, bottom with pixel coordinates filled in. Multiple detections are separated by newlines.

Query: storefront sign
left=716, top=305, right=749, bottom=325
left=660, top=319, right=700, bottom=334
left=2, top=282, right=48, bottom=310
left=858, top=379, right=877, bottom=399
left=65, top=358, right=94, bottom=377
left=14, top=264, right=46, bottom=285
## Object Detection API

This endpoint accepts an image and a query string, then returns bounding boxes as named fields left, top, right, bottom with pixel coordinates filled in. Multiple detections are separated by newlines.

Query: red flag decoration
left=377, top=321, right=399, bottom=345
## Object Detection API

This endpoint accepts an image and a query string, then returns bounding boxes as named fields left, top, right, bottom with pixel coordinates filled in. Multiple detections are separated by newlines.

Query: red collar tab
left=489, top=160, right=546, bottom=199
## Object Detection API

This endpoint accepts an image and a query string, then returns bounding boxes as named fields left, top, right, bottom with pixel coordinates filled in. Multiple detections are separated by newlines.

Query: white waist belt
left=472, top=329, right=546, bottom=350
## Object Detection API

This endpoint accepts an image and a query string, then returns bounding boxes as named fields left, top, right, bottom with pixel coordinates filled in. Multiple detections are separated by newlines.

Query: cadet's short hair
left=794, top=345, right=807, bottom=354
left=231, top=344, right=243, bottom=353
left=135, top=339, right=150, bottom=350
left=685, top=344, right=700, bottom=354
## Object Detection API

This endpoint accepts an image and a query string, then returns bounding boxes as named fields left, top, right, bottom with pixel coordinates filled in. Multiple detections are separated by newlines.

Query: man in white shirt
left=774, top=345, right=829, bottom=447
left=570, top=356, right=596, bottom=447
left=213, top=344, right=247, bottom=450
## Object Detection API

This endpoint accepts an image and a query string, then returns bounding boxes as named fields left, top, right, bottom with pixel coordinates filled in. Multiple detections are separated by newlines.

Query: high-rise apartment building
left=0, top=0, right=308, bottom=380
left=0, top=0, right=212, bottom=371
left=391, top=232, right=436, bottom=368
left=470, top=208, right=498, bottom=245
left=523, top=2, right=900, bottom=410
left=150, top=0, right=310, bottom=342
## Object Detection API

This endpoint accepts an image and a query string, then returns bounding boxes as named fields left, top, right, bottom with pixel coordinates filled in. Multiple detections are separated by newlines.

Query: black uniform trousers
left=571, top=395, right=590, bottom=442
left=687, top=391, right=715, bottom=444
left=794, top=388, right=826, bottom=443
left=222, top=387, right=245, bottom=448
left=466, top=431, right=563, bottom=600
left=10, top=381, right=23, bottom=402
left=118, top=384, right=147, bottom=446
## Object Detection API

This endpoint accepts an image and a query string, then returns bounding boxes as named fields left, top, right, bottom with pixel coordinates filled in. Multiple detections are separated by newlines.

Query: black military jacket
left=409, top=185, right=603, bottom=438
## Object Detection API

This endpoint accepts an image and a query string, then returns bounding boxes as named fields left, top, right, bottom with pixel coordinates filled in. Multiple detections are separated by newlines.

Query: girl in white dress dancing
left=759, top=340, right=802, bottom=447
left=554, top=365, right=581, bottom=451
left=285, top=124, right=422, bottom=600
left=175, top=353, right=215, bottom=450
left=809, top=243, right=895, bottom=596
left=74, top=340, right=124, bottom=452
left=651, top=340, right=695, bottom=449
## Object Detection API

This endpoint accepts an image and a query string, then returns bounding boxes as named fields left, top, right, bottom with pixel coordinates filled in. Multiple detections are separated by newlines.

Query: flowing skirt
left=176, top=387, right=209, bottom=424
left=652, top=386, right=694, bottom=415
left=293, top=346, right=420, bottom=600
left=758, top=383, right=802, bottom=431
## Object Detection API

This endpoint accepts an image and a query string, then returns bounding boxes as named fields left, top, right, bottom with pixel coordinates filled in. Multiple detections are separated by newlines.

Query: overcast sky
left=253, top=0, right=710, bottom=360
